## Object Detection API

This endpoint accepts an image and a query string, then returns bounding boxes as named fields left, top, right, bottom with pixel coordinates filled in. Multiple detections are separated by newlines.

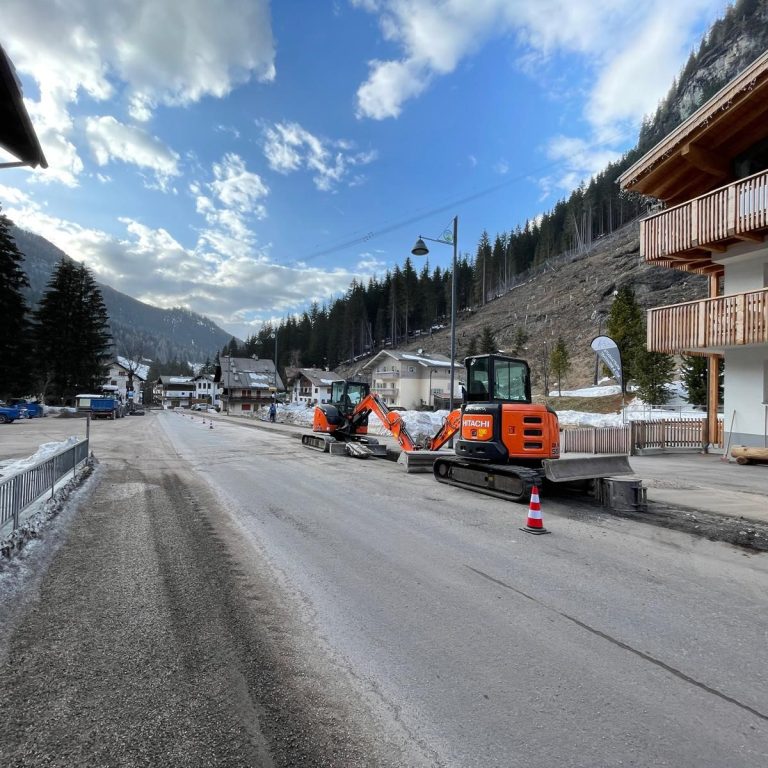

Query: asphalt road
left=1, top=411, right=768, bottom=766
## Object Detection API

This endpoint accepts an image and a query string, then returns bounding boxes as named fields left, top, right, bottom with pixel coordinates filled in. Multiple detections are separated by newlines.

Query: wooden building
left=619, top=51, right=768, bottom=449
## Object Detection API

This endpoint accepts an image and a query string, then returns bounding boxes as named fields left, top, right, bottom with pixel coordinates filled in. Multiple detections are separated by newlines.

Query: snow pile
left=0, top=436, right=81, bottom=479
left=252, top=384, right=714, bottom=436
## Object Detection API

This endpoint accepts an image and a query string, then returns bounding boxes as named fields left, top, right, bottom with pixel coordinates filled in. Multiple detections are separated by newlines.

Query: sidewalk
left=625, top=452, right=768, bottom=524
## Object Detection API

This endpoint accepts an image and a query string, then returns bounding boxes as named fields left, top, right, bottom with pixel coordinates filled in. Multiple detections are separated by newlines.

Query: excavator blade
left=542, top=455, right=633, bottom=483
left=397, top=450, right=444, bottom=473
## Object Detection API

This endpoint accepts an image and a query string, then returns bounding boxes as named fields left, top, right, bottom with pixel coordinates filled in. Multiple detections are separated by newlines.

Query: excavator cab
left=465, top=354, right=531, bottom=404
left=455, top=354, right=559, bottom=465
left=329, top=380, right=369, bottom=415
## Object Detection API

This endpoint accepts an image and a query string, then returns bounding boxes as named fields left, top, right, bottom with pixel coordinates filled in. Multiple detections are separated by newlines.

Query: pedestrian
left=269, top=401, right=277, bottom=422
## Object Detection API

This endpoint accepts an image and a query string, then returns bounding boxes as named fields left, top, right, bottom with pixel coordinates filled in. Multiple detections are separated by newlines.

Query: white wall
left=723, top=347, right=768, bottom=447
left=722, top=245, right=768, bottom=293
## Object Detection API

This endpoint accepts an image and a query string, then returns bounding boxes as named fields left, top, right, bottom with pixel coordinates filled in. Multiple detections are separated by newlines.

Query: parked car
left=0, top=402, right=24, bottom=423
left=8, top=398, right=45, bottom=417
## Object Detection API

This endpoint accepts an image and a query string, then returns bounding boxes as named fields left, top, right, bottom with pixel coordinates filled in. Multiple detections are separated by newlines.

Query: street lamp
left=271, top=328, right=278, bottom=395
left=412, top=215, right=458, bottom=411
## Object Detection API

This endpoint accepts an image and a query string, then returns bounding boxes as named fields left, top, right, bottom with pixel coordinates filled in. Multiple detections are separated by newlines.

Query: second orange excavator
left=301, top=379, right=461, bottom=456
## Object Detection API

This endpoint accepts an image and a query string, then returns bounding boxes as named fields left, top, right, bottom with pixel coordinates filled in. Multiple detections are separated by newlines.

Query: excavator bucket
left=542, top=455, right=633, bottom=483
left=397, top=450, right=444, bottom=473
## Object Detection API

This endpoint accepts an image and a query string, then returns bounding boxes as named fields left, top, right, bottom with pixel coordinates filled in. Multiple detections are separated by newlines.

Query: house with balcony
left=360, top=349, right=459, bottom=410
left=286, top=368, right=342, bottom=405
left=619, top=50, right=768, bottom=450
left=216, top=356, right=283, bottom=415
left=153, top=376, right=194, bottom=409
left=105, top=357, right=149, bottom=407
left=191, top=373, right=221, bottom=408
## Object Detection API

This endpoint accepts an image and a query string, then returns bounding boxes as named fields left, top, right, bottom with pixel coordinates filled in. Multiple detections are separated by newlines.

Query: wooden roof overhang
left=619, top=50, right=768, bottom=204
left=0, top=43, right=47, bottom=170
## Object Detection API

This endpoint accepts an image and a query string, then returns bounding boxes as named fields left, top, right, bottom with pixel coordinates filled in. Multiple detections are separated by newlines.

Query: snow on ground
left=0, top=436, right=81, bottom=479
left=266, top=381, right=713, bottom=436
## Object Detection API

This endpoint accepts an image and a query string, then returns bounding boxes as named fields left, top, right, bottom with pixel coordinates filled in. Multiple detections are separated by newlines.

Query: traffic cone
left=521, top=486, right=550, bottom=535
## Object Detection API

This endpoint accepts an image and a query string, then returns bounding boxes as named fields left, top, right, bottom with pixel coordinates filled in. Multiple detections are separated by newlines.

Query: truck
left=303, top=354, right=635, bottom=504
left=76, top=394, right=121, bottom=420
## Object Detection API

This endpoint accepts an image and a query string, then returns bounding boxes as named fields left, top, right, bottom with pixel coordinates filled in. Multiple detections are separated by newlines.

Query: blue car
left=8, top=399, right=44, bottom=417
left=0, top=403, right=24, bottom=423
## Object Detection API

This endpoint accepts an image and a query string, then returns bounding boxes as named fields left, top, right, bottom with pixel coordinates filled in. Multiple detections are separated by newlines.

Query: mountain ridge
left=11, top=226, right=238, bottom=364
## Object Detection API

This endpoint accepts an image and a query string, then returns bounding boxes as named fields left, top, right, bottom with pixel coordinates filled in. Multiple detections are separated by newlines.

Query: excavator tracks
left=433, top=457, right=543, bottom=504
left=301, top=434, right=335, bottom=452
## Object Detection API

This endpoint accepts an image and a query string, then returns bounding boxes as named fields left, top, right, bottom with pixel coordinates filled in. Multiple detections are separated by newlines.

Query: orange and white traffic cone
left=521, top=485, right=550, bottom=535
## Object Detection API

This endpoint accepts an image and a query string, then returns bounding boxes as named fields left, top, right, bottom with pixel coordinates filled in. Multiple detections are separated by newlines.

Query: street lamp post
left=412, top=215, right=458, bottom=411
left=271, top=328, right=278, bottom=395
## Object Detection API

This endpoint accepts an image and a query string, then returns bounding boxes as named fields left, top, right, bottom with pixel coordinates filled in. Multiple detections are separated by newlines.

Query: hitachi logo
left=464, top=418, right=491, bottom=428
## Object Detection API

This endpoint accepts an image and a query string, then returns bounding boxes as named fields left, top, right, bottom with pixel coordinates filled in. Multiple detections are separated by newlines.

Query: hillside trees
left=0, top=207, right=32, bottom=398
left=32, top=259, right=112, bottom=403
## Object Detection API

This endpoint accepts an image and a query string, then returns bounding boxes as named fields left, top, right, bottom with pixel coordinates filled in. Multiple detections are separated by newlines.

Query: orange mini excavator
left=303, top=354, right=632, bottom=502
left=301, top=378, right=461, bottom=456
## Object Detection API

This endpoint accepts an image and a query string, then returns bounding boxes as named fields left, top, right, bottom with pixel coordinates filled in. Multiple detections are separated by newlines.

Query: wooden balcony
left=641, top=168, right=768, bottom=274
left=647, top=288, right=768, bottom=353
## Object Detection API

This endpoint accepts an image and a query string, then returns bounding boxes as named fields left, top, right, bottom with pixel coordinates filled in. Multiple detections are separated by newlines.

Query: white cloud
left=262, top=121, right=378, bottom=191
left=352, top=0, right=723, bottom=135
left=2, top=0, right=276, bottom=183
left=3, top=197, right=370, bottom=340
left=85, top=116, right=181, bottom=189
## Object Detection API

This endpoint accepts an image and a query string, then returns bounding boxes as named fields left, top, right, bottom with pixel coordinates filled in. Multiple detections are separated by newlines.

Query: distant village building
left=192, top=373, right=221, bottom=407
left=105, top=357, right=150, bottom=406
left=216, top=356, right=283, bottom=415
left=360, top=349, right=460, bottom=410
left=153, top=376, right=194, bottom=409
left=286, top=368, right=341, bottom=405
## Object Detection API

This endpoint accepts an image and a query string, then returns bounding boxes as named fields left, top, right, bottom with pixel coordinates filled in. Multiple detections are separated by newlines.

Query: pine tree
left=0, top=207, right=32, bottom=399
left=479, top=325, right=497, bottom=354
left=32, top=259, right=112, bottom=403
left=633, top=347, right=675, bottom=405
left=680, top=355, right=708, bottom=406
left=465, top=334, right=478, bottom=358
left=606, top=286, right=644, bottom=392
left=549, top=336, right=571, bottom=396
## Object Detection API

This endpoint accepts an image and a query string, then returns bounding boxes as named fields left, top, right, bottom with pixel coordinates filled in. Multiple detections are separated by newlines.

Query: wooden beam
left=707, top=354, right=721, bottom=447
left=681, top=142, right=730, bottom=178
left=707, top=243, right=727, bottom=253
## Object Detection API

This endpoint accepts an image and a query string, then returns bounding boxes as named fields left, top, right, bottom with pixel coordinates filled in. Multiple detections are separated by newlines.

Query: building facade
left=153, top=376, right=195, bottom=409
left=216, top=356, right=283, bottom=415
left=619, top=50, right=768, bottom=449
left=360, top=350, right=459, bottom=409
left=286, top=368, right=341, bottom=405
left=105, top=357, right=149, bottom=406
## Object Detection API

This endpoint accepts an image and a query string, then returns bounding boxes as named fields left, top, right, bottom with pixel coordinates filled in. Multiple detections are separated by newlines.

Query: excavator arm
left=350, top=392, right=419, bottom=451
left=425, top=408, right=462, bottom=451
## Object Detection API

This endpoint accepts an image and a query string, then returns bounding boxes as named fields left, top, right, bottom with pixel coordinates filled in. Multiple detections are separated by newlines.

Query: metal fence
left=0, top=439, right=90, bottom=535
left=561, top=419, right=722, bottom=455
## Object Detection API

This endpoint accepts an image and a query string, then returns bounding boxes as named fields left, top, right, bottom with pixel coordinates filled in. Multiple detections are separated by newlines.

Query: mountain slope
left=12, top=226, right=236, bottom=364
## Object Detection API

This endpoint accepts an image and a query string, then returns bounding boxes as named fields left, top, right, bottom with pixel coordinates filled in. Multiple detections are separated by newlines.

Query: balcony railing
left=641, top=168, right=768, bottom=266
left=647, top=287, right=768, bottom=353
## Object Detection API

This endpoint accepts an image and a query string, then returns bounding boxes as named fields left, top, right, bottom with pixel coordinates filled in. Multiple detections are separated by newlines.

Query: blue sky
left=0, top=0, right=731, bottom=340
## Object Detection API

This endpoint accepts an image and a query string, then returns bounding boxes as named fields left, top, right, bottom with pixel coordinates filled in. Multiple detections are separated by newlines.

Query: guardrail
left=0, top=439, right=90, bottom=534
